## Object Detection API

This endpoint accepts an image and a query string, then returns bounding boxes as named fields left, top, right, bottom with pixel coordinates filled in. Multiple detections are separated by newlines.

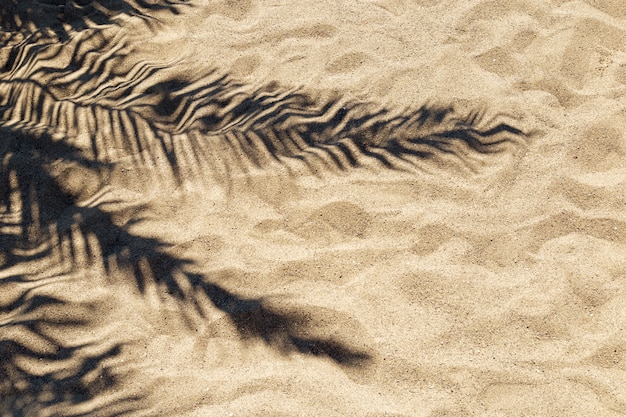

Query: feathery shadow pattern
left=1, top=29, right=526, bottom=189
left=0, top=126, right=139, bottom=415
left=0, top=0, right=188, bottom=44
left=0, top=127, right=372, bottom=415
left=110, top=71, right=526, bottom=185
left=1, top=12, right=526, bottom=416
left=0, top=293, right=137, bottom=417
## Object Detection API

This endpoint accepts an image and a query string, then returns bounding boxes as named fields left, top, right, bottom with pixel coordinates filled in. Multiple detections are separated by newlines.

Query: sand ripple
left=2, top=1, right=626, bottom=416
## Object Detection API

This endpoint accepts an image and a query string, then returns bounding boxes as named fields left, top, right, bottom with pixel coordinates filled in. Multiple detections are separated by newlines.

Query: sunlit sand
left=1, top=1, right=625, bottom=416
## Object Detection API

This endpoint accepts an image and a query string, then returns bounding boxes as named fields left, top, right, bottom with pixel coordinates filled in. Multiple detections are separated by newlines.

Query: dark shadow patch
left=0, top=290, right=138, bottom=416
left=0, top=0, right=188, bottom=43
left=0, top=11, right=528, bottom=415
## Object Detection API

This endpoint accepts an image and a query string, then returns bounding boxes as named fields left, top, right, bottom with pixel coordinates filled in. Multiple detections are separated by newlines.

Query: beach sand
left=1, top=1, right=625, bottom=416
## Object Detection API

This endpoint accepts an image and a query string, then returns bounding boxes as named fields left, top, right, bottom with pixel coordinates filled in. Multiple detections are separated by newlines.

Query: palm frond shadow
left=2, top=30, right=526, bottom=193
left=131, top=74, right=526, bottom=186
left=0, top=0, right=188, bottom=44
left=81, top=206, right=373, bottom=367
left=0, top=293, right=139, bottom=417
left=0, top=126, right=140, bottom=415
left=0, top=124, right=372, bottom=414
left=1, top=21, right=528, bottom=415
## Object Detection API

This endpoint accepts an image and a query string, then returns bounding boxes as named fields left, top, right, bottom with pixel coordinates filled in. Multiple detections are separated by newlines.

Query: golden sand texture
left=1, top=0, right=625, bottom=416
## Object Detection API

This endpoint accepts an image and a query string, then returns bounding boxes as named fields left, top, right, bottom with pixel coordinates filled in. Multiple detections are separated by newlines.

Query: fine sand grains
left=1, top=1, right=626, bottom=416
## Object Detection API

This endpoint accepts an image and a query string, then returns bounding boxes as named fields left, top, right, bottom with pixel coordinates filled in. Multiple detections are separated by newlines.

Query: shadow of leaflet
left=0, top=0, right=189, bottom=43
left=0, top=124, right=372, bottom=415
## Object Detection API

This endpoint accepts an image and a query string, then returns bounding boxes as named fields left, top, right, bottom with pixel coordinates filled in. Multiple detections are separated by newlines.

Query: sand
left=1, top=0, right=625, bottom=416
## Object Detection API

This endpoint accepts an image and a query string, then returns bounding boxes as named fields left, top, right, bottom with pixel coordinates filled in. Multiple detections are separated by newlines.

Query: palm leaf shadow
left=2, top=29, right=526, bottom=190
left=0, top=0, right=188, bottom=44
left=0, top=126, right=142, bottom=416
left=80, top=207, right=374, bottom=367
left=132, top=75, right=526, bottom=184
left=0, top=293, right=139, bottom=417
left=0, top=127, right=372, bottom=415
left=0, top=0, right=376, bottom=342
left=1, top=13, right=528, bottom=415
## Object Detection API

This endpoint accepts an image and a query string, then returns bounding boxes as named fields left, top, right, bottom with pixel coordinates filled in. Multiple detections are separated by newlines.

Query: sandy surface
left=1, top=0, right=626, bottom=416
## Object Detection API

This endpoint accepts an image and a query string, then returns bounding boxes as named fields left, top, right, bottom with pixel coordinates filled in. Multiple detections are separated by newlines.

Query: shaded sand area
left=1, top=0, right=626, bottom=416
